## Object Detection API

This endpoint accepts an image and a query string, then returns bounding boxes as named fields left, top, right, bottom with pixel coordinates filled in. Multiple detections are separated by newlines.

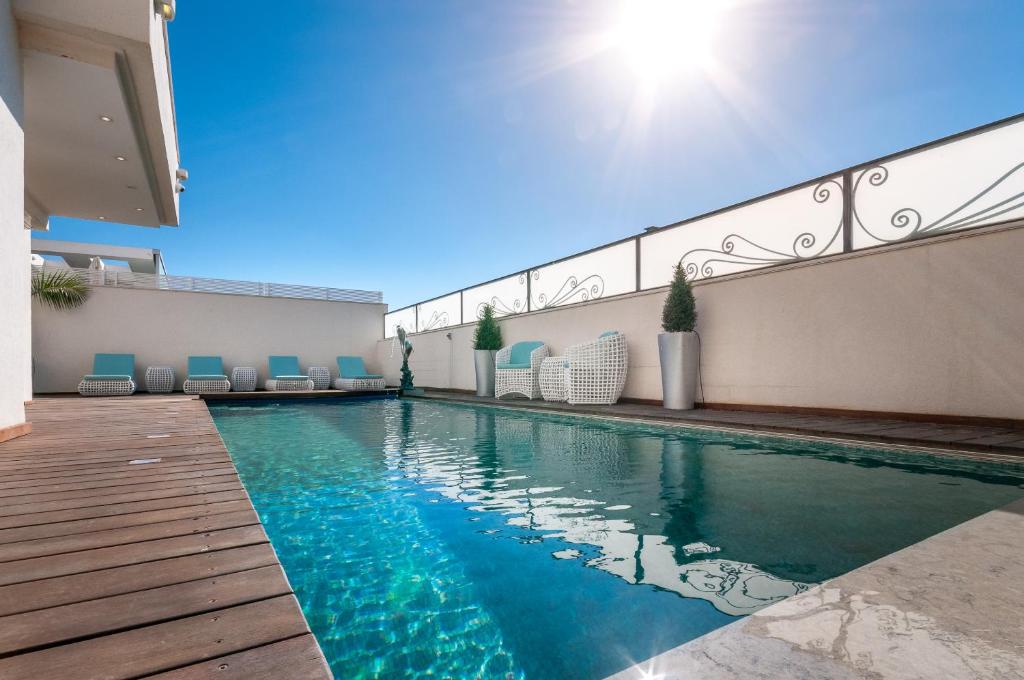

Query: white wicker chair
left=333, top=356, right=386, bottom=391
left=494, top=341, right=549, bottom=399
left=182, top=356, right=231, bottom=395
left=564, top=332, right=628, bottom=405
left=77, top=353, right=137, bottom=397
left=265, top=355, right=315, bottom=391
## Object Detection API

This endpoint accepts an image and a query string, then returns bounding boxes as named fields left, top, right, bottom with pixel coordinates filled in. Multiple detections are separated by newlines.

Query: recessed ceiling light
left=99, top=115, right=113, bottom=123
left=115, top=156, right=126, bottom=161
left=98, top=216, right=107, bottom=220
left=135, top=208, right=144, bottom=212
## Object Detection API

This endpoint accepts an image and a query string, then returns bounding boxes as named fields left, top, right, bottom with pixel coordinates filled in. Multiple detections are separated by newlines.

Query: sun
left=611, top=0, right=729, bottom=84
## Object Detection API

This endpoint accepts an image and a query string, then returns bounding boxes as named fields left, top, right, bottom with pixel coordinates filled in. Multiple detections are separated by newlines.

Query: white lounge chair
left=494, top=341, right=549, bottom=399
left=78, top=353, right=137, bottom=396
left=265, top=355, right=315, bottom=391
left=183, top=356, right=231, bottom=394
left=334, top=356, right=385, bottom=391
left=564, top=331, right=628, bottom=405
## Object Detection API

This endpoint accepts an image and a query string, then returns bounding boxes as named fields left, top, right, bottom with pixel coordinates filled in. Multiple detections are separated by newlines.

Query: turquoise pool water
left=209, top=397, right=1024, bottom=680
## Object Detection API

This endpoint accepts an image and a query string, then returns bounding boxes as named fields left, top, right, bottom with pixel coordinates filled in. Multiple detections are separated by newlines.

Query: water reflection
left=383, top=402, right=808, bottom=616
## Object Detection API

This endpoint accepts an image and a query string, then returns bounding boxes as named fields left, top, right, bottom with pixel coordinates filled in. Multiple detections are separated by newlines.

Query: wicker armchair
left=564, top=331, right=628, bottom=405
left=494, top=341, right=549, bottom=399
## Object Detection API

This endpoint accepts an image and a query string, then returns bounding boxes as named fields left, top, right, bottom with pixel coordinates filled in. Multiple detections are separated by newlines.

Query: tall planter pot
left=658, top=331, right=698, bottom=410
left=474, top=350, right=497, bottom=397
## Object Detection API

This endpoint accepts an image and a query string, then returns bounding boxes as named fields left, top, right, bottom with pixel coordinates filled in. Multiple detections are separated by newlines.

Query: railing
left=33, top=265, right=383, bottom=304
left=385, top=113, right=1024, bottom=338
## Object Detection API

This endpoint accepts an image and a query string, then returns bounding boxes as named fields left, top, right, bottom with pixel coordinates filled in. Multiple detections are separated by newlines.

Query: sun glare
left=612, top=0, right=728, bottom=84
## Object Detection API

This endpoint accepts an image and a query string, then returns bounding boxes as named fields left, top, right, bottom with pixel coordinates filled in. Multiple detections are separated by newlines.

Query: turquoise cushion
left=508, top=341, right=543, bottom=365
left=337, top=356, right=367, bottom=378
left=268, top=355, right=301, bottom=378
left=188, top=374, right=228, bottom=381
left=497, top=362, right=530, bottom=370
left=83, top=374, right=132, bottom=382
left=272, top=375, right=309, bottom=381
left=92, top=353, right=134, bottom=378
left=188, top=356, right=224, bottom=376
left=599, top=331, right=619, bottom=338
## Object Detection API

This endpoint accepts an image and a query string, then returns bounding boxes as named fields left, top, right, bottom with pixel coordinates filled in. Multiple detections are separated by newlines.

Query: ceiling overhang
left=14, top=0, right=181, bottom=228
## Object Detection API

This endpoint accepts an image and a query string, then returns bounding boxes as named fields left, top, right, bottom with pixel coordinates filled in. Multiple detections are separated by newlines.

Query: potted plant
left=472, top=304, right=502, bottom=397
left=658, top=263, right=698, bottom=409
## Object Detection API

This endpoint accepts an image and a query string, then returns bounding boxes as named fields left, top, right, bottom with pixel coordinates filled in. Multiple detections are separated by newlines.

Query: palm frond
left=31, top=269, right=91, bottom=311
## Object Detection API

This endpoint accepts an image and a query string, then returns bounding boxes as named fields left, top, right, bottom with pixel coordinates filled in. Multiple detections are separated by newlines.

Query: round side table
left=539, top=357, right=567, bottom=402
left=231, top=366, right=257, bottom=392
left=307, top=366, right=331, bottom=390
left=145, top=366, right=175, bottom=394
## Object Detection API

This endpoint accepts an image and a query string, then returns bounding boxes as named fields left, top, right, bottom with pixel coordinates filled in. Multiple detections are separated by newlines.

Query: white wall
left=33, top=287, right=386, bottom=393
left=0, top=0, right=29, bottom=432
left=377, top=225, right=1024, bottom=421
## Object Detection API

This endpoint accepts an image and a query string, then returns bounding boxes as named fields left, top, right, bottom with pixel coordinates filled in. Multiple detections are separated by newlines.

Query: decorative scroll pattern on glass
left=462, top=274, right=528, bottom=321
left=639, top=177, right=844, bottom=287
left=384, top=306, right=416, bottom=339
left=851, top=119, right=1024, bottom=248
left=529, top=240, right=636, bottom=309
left=416, top=292, right=461, bottom=333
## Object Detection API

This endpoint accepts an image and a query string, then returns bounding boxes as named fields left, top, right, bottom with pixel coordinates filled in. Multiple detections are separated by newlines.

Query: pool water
left=209, top=397, right=1024, bottom=680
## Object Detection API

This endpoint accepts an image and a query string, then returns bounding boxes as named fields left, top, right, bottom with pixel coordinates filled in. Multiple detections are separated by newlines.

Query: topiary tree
left=662, top=263, right=697, bottom=332
left=473, top=304, right=503, bottom=350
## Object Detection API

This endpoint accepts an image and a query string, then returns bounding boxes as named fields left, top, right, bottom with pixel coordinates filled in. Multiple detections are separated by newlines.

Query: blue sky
left=36, top=1, right=1024, bottom=308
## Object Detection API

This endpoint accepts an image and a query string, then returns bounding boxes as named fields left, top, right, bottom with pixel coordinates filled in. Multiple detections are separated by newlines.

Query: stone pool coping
left=607, top=497, right=1024, bottom=680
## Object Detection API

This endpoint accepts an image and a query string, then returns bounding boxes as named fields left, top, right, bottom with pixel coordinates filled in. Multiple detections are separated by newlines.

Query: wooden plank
left=0, top=473, right=242, bottom=508
left=0, top=499, right=253, bottom=545
left=0, top=480, right=243, bottom=519
left=0, top=510, right=259, bottom=563
left=0, top=489, right=248, bottom=530
left=0, top=524, right=269, bottom=586
left=0, top=544, right=280, bottom=617
left=0, top=565, right=290, bottom=654
left=0, top=462, right=234, bottom=489
left=147, top=634, right=333, bottom=680
left=0, top=595, right=313, bottom=680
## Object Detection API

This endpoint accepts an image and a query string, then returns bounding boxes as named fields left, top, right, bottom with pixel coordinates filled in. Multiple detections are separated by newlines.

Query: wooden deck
left=0, top=395, right=331, bottom=680
left=414, top=390, right=1024, bottom=459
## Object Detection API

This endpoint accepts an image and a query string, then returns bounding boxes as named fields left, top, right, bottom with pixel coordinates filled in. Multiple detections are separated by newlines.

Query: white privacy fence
left=381, top=113, right=1024, bottom=337
left=33, top=265, right=383, bottom=304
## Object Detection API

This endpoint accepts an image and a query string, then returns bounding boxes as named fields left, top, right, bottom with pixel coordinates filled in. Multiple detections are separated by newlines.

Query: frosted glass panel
left=639, top=177, right=844, bottom=288
left=529, top=240, right=636, bottom=309
left=851, top=119, right=1024, bottom=248
left=383, top=306, right=416, bottom=339
left=417, top=292, right=461, bottom=332
left=462, top=274, right=527, bottom=321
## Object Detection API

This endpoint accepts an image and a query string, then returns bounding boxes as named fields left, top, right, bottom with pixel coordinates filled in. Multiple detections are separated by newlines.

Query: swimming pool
left=208, top=397, right=1024, bottom=679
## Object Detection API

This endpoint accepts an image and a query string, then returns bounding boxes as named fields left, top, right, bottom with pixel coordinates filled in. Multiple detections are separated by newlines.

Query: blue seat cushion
left=188, top=356, right=224, bottom=377
left=83, top=374, right=133, bottom=382
left=337, top=356, right=381, bottom=379
left=268, top=355, right=302, bottom=378
left=272, top=375, right=309, bottom=381
left=92, top=353, right=135, bottom=379
left=188, top=374, right=228, bottom=381
left=508, top=341, right=543, bottom=365
left=497, top=362, right=530, bottom=370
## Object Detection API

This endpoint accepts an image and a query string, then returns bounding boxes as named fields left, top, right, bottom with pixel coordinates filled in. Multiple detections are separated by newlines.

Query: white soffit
left=15, top=0, right=180, bottom=228
left=23, top=50, right=162, bottom=226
